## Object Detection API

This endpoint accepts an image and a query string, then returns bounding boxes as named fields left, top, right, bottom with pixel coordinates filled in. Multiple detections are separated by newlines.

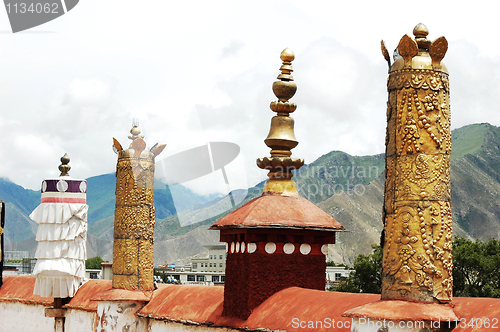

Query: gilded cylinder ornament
left=112, top=125, right=164, bottom=291
left=381, top=24, right=452, bottom=303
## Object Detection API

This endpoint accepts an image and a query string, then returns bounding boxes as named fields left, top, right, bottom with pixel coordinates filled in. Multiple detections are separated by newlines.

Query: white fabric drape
left=31, top=203, right=88, bottom=298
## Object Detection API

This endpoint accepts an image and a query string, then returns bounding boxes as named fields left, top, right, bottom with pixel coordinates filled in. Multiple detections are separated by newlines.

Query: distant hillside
left=294, top=151, right=385, bottom=204
left=3, top=123, right=500, bottom=266
left=450, top=123, right=500, bottom=239
left=0, top=178, right=40, bottom=243
left=0, top=173, right=220, bottom=252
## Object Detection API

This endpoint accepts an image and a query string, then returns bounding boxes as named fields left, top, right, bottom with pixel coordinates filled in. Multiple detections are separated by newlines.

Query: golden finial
left=413, top=23, right=431, bottom=50
left=388, top=23, right=448, bottom=73
left=58, top=153, right=71, bottom=176
left=128, top=118, right=144, bottom=141
left=127, top=119, right=146, bottom=155
left=256, top=48, right=304, bottom=196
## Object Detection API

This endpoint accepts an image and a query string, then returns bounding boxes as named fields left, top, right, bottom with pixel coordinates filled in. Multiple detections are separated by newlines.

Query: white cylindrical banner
left=31, top=176, right=88, bottom=298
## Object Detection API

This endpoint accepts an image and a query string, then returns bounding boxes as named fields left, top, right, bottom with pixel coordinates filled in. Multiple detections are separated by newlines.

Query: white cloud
left=1, top=1, right=500, bottom=194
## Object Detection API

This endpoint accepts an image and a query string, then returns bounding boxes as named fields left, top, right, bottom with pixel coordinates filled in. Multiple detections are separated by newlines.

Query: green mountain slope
left=451, top=123, right=500, bottom=238
left=294, top=151, right=385, bottom=204
left=0, top=178, right=40, bottom=243
left=85, top=173, right=117, bottom=225
left=85, top=173, right=212, bottom=224
left=450, top=123, right=491, bottom=160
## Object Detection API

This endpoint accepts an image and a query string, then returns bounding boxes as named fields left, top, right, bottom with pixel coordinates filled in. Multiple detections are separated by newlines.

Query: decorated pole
left=344, top=23, right=457, bottom=331
left=380, top=23, right=453, bottom=303
left=111, top=121, right=165, bottom=291
left=93, top=123, right=165, bottom=332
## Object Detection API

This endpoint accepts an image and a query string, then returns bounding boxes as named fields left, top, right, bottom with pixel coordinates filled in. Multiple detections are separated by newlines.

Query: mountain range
left=3, top=122, right=500, bottom=266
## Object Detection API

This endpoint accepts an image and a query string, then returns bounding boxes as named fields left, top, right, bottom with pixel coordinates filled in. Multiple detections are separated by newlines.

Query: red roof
left=137, top=284, right=226, bottom=323
left=66, top=279, right=111, bottom=312
left=210, top=194, right=345, bottom=231
left=0, top=275, right=53, bottom=306
left=452, top=297, right=500, bottom=332
left=2, top=276, right=500, bottom=332
left=244, top=287, right=378, bottom=331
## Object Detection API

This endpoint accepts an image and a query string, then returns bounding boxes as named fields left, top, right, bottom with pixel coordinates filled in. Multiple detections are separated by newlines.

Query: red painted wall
left=223, top=251, right=326, bottom=319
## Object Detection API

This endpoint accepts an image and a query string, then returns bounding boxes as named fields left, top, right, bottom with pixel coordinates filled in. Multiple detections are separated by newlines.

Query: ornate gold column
left=381, top=23, right=453, bottom=303
left=111, top=123, right=165, bottom=291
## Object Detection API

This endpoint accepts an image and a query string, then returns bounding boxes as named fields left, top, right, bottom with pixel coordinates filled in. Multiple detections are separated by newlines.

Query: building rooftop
left=211, top=194, right=345, bottom=231
left=2, top=275, right=499, bottom=331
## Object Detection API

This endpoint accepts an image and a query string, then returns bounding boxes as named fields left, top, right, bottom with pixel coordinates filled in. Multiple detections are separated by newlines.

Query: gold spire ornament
left=58, top=153, right=71, bottom=176
left=256, top=48, right=304, bottom=196
left=111, top=121, right=165, bottom=291
left=381, top=23, right=452, bottom=303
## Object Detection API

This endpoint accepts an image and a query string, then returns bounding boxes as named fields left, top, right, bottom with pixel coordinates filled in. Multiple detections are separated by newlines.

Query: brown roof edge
left=342, top=300, right=458, bottom=322
left=209, top=224, right=347, bottom=232
left=91, top=287, right=153, bottom=302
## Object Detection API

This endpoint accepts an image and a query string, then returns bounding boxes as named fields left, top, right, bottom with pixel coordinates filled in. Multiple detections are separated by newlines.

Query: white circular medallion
left=225, top=243, right=229, bottom=253
left=230, top=242, right=235, bottom=253
left=321, top=244, right=329, bottom=256
left=57, top=179, right=68, bottom=192
left=235, top=242, right=240, bottom=253
left=265, top=242, right=276, bottom=254
left=300, top=243, right=311, bottom=255
left=248, top=243, right=257, bottom=254
left=41, top=181, right=47, bottom=193
left=283, top=243, right=295, bottom=254
left=79, top=181, right=87, bottom=193
left=241, top=242, right=246, bottom=253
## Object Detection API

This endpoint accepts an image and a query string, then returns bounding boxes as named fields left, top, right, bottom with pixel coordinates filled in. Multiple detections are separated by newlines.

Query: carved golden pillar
left=111, top=122, right=165, bottom=291
left=381, top=23, right=453, bottom=303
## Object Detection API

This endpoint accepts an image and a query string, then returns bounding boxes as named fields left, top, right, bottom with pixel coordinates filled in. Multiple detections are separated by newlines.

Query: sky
left=1, top=1, right=500, bottom=196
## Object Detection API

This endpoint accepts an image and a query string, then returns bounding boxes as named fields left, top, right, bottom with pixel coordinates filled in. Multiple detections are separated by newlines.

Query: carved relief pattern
left=396, top=154, right=450, bottom=201
left=113, top=155, right=156, bottom=291
left=382, top=69, right=452, bottom=303
left=388, top=70, right=449, bottom=93
left=391, top=74, right=451, bottom=156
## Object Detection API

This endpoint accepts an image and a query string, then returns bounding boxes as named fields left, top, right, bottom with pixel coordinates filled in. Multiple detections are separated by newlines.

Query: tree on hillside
left=329, top=244, right=382, bottom=293
left=85, top=256, right=105, bottom=269
left=453, top=237, right=500, bottom=298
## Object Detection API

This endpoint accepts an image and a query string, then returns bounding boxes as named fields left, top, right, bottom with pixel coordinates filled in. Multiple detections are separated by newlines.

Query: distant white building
left=325, top=265, right=352, bottom=289
left=325, top=265, right=352, bottom=282
left=4, top=251, right=29, bottom=261
left=85, top=269, right=101, bottom=280
left=157, top=244, right=227, bottom=285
